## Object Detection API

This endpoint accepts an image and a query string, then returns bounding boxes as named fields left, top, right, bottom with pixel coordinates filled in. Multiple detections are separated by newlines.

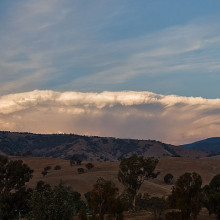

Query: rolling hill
left=9, top=156, right=219, bottom=219
left=180, top=137, right=220, bottom=155
left=0, top=131, right=207, bottom=160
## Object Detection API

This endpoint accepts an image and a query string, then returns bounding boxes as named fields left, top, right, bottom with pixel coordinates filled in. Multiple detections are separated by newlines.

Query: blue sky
left=0, top=1, right=220, bottom=144
left=1, top=0, right=220, bottom=98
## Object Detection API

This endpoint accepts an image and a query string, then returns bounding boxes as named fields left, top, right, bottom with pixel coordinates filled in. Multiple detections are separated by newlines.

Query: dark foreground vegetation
left=0, top=154, right=220, bottom=219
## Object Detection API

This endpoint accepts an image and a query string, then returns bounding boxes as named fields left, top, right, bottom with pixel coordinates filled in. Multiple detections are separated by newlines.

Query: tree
left=76, top=158, right=82, bottom=165
left=87, top=177, right=123, bottom=220
left=118, top=154, right=159, bottom=210
left=54, top=165, right=61, bottom=170
left=78, top=168, right=85, bottom=174
left=28, top=181, right=52, bottom=219
left=41, top=170, right=48, bottom=177
left=164, top=173, right=173, bottom=184
left=86, top=163, right=94, bottom=170
left=29, top=182, right=86, bottom=220
left=70, top=155, right=83, bottom=166
left=131, top=193, right=166, bottom=219
left=148, top=197, right=166, bottom=220
left=44, top=165, right=51, bottom=171
left=0, top=155, right=33, bottom=219
left=22, top=150, right=32, bottom=157
left=203, top=174, right=220, bottom=219
left=168, top=172, right=203, bottom=220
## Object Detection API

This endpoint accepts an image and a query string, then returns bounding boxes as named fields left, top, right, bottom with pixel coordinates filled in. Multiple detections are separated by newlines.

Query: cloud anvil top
left=0, top=90, right=219, bottom=145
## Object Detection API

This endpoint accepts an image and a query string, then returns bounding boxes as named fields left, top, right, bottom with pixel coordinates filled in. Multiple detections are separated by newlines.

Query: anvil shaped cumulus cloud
left=0, top=90, right=219, bottom=145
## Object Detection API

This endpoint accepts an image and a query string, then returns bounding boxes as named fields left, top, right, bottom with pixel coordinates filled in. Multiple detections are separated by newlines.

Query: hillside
left=0, top=131, right=207, bottom=160
left=8, top=156, right=218, bottom=220
left=10, top=156, right=220, bottom=196
left=180, top=137, right=220, bottom=155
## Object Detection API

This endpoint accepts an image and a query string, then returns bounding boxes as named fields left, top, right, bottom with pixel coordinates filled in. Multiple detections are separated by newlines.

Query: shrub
left=164, top=173, right=173, bottom=184
left=88, top=178, right=123, bottom=220
left=41, top=170, right=48, bottom=177
left=0, top=155, right=33, bottom=219
left=85, top=163, right=94, bottom=170
left=54, top=165, right=61, bottom=170
left=148, top=197, right=167, bottom=220
left=29, top=183, right=86, bottom=219
left=168, top=172, right=203, bottom=219
left=203, top=174, right=220, bottom=219
left=78, top=168, right=85, bottom=174
left=44, top=166, right=51, bottom=171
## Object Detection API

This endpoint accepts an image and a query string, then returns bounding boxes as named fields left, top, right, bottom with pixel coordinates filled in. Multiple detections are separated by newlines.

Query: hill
left=14, top=156, right=219, bottom=196
left=0, top=131, right=207, bottom=160
left=9, top=156, right=219, bottom=220
left=180, top=137, right=220, bottom=155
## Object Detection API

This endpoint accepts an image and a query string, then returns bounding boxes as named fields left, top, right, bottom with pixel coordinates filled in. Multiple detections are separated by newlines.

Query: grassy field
left=12, top=156, right=220, bottom=219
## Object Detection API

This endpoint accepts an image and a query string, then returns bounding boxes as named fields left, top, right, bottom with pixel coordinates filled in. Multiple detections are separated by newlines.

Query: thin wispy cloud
left=0, top=1, right=220, bottom=97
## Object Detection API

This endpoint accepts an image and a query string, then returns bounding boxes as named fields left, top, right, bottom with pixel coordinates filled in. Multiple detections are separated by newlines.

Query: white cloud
left=0, top=90, right=219, bottom=145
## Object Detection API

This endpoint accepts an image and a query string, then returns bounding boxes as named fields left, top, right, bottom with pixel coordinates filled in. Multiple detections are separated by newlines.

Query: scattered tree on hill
left=85, top=162, right=94, bottom=170
left=203, top=174, right=220, bottom=219
left=54, top=165, right=61, bottom=170
left=44, top=165, right=51, bottom=171
left=70, top=159, right=74, bottom=166
left=118, top=154, right=159, bottom=210
left=87, top=177, right=123, bottom=220
left=78, top=168, right=85, bottom=174
left=0, top=155, right=33, bottom=219
left=76, top=158, right=82, bottom=165
left=41, top=170, right=48, bottom=177
left=22, top=150, right=32, bottom=157
left=70, top=155, right=83, bottom=166
left=168, top=172, right=203, bottom=220
left=164, top=173, right=174, bottom=184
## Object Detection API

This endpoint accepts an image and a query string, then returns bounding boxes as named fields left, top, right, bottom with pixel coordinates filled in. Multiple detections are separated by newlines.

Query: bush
left=78, top=168, right=85, bottom=174
left=41, top=170, right=48, bottom=177
left=29, top=183, right=86, bottom=219
left=44, top=166, right=51, bottom=171
left=54, top=165, right=61, bottom=170
left=167, top=172, right=203, bottom=219
left=148, top=197, right=166, bottom=220
left=203, top=174, right=220, bottom=219
left=164, top=173, right=173, bottom=184
left=85, top=163, right=94, bottom=170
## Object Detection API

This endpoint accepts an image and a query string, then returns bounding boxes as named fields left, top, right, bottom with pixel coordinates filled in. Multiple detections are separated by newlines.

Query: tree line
left=1, top=154, right=220, bottom=219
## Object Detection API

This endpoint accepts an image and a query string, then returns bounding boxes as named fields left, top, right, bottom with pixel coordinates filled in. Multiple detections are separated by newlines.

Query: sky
left=0, top=0, right=220, bottom=145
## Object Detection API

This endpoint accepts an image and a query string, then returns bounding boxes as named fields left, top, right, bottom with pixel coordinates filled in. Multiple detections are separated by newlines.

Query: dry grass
left=11, top=156, right=220, bottom=219
left=13, top=156, right=220, bottom=196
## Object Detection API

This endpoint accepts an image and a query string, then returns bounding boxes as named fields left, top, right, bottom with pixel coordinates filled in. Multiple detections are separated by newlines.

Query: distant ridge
left=0, top=131, right=207, bottom=160
left=180, top=137, right=220, bottom=155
